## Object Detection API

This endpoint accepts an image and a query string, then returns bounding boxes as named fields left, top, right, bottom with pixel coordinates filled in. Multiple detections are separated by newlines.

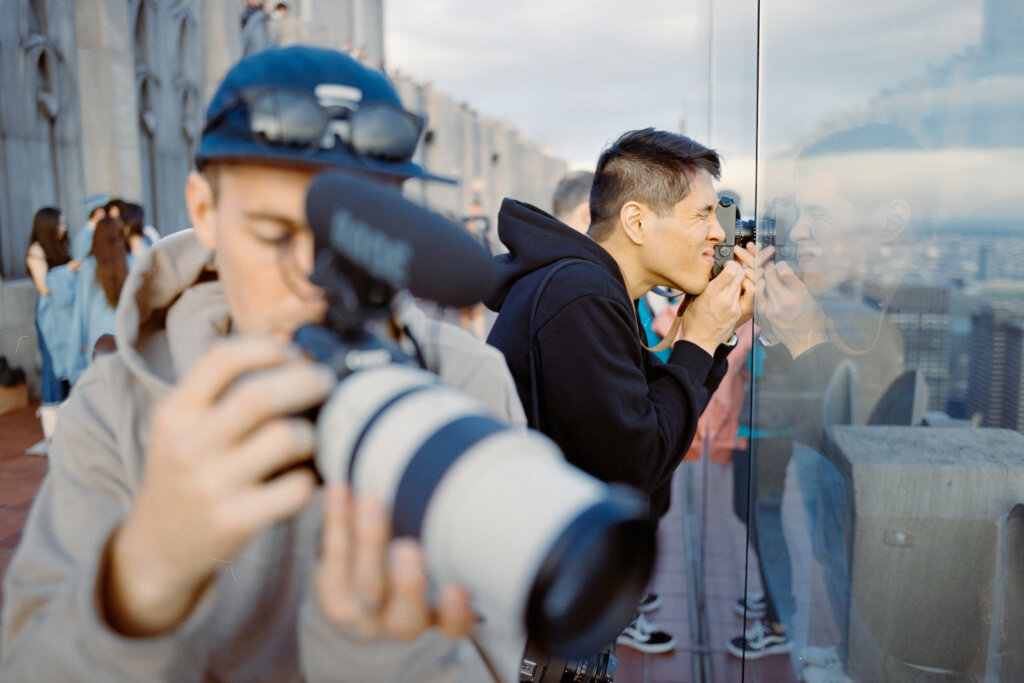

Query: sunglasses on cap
left=201, top=87, right=426, bottom=163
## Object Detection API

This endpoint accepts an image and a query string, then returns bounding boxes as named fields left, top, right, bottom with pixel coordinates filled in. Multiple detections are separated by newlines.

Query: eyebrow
left=243, top=210, right=305, bottom=230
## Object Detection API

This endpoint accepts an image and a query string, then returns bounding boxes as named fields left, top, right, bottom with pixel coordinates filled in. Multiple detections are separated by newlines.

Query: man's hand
left=757, top=261, right=828, bottom=358
left=731, top=244, right=765, bottom=329
left=315, top=484, right=474, bottom=641
left=681, top=261, right=746, bottom=355
left=104, top=337, right=335, bottom=637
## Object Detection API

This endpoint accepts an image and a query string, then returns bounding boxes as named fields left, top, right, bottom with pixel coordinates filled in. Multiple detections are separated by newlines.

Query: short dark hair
left=105, top=198, right=128, bottom=217
left=588, top=128, right=720, bottom=242
left=795, top=123, right=921, bottom=211
left=120, top=202, right=145, bottom=237
left=552, top=170, right=593, bottom=219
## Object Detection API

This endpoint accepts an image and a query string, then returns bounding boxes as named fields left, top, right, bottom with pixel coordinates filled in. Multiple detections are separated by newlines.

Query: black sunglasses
left=202, top=88, right=426, bottom=163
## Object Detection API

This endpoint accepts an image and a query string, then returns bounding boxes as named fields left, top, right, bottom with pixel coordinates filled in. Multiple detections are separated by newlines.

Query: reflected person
left=753, top=124, right=919, bottom=679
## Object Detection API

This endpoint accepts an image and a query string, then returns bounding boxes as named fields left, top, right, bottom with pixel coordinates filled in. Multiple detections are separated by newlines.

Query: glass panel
left=747, top=0, right=1024, bottom=679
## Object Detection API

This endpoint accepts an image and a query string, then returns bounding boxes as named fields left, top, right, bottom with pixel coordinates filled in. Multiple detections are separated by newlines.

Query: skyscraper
left=966, top=303, right=1024, bottom=428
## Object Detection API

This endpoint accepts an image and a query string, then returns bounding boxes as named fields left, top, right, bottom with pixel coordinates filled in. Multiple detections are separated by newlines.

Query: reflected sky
left=385, top=0, right=999, bottom=171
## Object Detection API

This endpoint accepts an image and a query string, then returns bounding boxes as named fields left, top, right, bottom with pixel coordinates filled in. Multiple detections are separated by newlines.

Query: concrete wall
left=394, top=75, right=568, bottom=253
left=0, top=0, right=219, bottom=397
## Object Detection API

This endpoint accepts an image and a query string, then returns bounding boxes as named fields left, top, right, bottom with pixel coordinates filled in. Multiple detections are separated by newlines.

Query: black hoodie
left=486, top=199, right=730, bottom=518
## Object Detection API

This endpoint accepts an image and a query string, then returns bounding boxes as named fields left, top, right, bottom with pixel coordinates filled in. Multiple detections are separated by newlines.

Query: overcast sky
left=384, top=0, right=983, bottom=181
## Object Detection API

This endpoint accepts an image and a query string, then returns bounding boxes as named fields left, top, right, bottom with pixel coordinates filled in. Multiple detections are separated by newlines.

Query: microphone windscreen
left=306, top=172, right=495, bottom=308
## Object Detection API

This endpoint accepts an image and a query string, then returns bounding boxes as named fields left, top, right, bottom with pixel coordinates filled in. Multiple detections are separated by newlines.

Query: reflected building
left=966, top=303, right=1024, bottom=428
left=866, top=283, right=951, bottom=411
left=1004, top=319, right=1024, bottom=432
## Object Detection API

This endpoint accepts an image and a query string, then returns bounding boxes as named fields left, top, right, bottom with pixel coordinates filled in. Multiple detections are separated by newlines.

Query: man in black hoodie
left=486, top=128, right=753, bottom=651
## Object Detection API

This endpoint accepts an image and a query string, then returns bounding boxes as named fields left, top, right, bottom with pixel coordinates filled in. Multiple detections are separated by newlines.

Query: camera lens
left=527, top=491, right=654, bottom=657
left=316, top=364, right=655, bottom=657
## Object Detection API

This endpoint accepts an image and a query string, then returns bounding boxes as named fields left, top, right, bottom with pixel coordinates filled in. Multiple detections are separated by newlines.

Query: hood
left=485, top=199, right=622, bottom=310
left=114, top=229, right=230, bottom=393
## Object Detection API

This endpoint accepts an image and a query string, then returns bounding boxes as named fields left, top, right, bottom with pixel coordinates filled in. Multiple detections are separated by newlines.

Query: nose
left=294, top=229, right=317, bottom=276
left=789, top=212, right=811, bottom=241
left=708, top=211, right=726, bottom=243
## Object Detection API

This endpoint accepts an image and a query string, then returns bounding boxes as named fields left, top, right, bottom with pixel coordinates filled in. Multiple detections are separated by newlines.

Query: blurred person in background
left=459, top=200, right=492, bottom=338
left=71, top=194, right=108, bottom=260
left=120, top=202, right=152, bottom=257
left=105, top=197, right=128, bottom=220
left=24, top=206, right=75, bottom=454
left=65, top=217, right=133, bottom=382
left=551, top=170, right=593, bottom=234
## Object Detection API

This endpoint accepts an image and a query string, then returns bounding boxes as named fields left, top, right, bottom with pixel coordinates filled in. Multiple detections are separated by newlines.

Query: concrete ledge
left=822, top=425, right=1024, bottom=680
left=0, top=278, right=40, bottom=399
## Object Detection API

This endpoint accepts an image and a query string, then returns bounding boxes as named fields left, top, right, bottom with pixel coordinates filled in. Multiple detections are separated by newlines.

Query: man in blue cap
left=2, top=46, right=523, bottom=681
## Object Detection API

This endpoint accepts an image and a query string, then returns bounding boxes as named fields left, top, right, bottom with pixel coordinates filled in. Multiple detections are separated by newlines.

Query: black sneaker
left=637, top=591, right=662, bottom=613
left=616, top=613, right=676, bottom=654
left=732, top=589, right=767, bottom=619
left=727, top=620, right=791, bottom=659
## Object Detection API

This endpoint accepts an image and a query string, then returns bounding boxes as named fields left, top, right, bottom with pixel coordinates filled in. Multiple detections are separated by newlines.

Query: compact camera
left=712, top=194, right=797, bottom=277
left=296, top=172, right=655, bottom=660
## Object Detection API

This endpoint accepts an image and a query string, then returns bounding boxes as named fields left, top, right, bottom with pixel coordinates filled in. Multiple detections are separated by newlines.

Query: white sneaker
left=616, top=612, right=677, bottom=654
left=800, top=645, right=843, bottom=669
left=732, top=589, right=767, bottom=619
left=727, top=619, right=791, bottom=659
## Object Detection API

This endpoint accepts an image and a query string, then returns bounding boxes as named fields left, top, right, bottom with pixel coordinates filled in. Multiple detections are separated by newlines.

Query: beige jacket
left=1, top=229, right=525, bottom=682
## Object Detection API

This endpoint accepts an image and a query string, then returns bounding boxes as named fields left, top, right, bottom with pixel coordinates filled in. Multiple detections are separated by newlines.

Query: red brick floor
left=0, top=402, right=47, bottom=615
left=0, top=402, right=804, bottom=681
left=615, top=461, right=799, bottom=683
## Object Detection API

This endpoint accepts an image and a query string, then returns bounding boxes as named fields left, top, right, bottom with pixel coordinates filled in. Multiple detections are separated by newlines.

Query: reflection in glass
left=739, top=0, right=1024, bottom=679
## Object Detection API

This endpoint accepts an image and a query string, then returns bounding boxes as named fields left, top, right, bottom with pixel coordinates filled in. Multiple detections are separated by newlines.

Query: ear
left=880, top=199, right=910, bottom=244
left=186, top=171, right=217, bottom=250
left=618, top=201, right=646, bottom=246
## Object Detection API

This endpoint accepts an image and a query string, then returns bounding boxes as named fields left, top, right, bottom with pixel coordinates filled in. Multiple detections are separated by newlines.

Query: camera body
left=297, top=171, right=655, bottom=662
left=520, top=640, right=616, bottom=683
left=712, top=195, right=796, bottom=277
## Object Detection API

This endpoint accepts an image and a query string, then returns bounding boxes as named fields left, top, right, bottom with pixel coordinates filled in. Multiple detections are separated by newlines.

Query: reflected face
left=790, top=170, right=872, bottom=293
left=641, top=169, right=726, bottom=295
left=196, top=163, right=327, bottom=337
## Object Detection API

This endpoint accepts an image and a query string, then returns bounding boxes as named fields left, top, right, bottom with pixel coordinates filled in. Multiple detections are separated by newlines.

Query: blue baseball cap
left=83, top=193, right=110, bottom=216
left=195, top=46, right=454, bottom=184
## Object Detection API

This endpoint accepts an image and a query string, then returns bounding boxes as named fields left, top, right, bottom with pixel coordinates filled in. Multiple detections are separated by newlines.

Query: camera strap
left=642, top=303, right=687, bottom=354
left=527, top=258, right=589, bottom=430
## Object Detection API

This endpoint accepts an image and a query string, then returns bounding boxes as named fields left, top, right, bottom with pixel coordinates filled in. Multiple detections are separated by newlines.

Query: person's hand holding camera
left=681, top=261, right=746, bottom=355
left=756, top=261, right=828, bottom=358
left=314, top=484, right=475, bottom=641
left=104, top=337, right=333, bottom=637
left=731, top=243, right=764, bottom=329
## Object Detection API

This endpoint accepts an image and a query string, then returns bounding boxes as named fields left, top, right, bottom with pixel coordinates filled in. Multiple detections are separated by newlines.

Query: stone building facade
left=0, top=0, right=566, bottom=395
